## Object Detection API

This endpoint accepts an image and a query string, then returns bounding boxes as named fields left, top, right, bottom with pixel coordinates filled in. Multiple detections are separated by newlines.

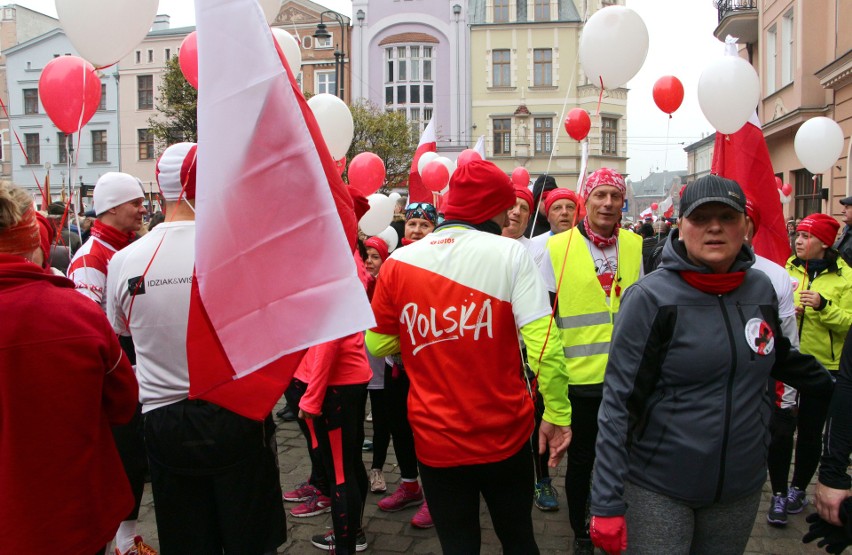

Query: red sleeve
left=101, top=321, right=138, bottom=425
left=299, top=338, right=342, bottom=415
left=370, top=259, right=400, bottom=335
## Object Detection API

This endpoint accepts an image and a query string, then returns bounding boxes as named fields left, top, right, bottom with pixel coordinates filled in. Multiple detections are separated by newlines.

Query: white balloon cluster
left=360, top=194, right=395, bottom=235
left=271, top=28, right=303, bottom=73
left=307, top=94, right=355, bottom=160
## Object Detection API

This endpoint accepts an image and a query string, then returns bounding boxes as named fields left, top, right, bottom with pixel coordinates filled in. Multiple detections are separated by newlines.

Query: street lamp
left=313, top=10, right=347, bottom=99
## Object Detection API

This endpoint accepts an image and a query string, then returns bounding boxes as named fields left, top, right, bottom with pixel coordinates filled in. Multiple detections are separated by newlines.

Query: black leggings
left=368, top=388, right=391, bottom=470
left=527, top=371, right=550, bottom=481
left=767, top=392, right=830, bottom=493
left=564, top=393, right=601, bottom=539
left=284, top=378, right=330, bottom=496
left=419, top=445, right=539, bottom=555
left=311, top=384, right=369, bottom=555
left=384, top=362, right=419, bottom=480
left=112, top=404, right=146, bottom=521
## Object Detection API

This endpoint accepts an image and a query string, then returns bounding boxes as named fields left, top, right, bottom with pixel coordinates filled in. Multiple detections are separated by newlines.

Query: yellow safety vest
left=548, top=228, right=643, bottom=386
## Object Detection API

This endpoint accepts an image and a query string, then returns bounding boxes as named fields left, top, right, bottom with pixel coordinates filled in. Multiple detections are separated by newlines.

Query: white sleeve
left=106, top=255, right=130, bottom=336
left=539, top=239, right=556, bottom=293
left=511, top=243, right=552, bottom=328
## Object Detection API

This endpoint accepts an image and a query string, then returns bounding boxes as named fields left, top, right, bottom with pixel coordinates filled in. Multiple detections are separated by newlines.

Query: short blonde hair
left=0, top=183, right=34, bottom=233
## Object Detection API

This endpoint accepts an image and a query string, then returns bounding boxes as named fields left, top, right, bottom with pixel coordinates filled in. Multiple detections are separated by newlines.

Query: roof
left=683, top=133, right=716, bottom=153
left=631, top=170, right=687, bottom=197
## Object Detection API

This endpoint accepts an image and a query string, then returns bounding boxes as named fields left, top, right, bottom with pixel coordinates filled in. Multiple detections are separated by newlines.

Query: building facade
left=714, top=0, right=850, bottom=220
left=683, top=132, right=715, bottom=185
left=351, top=0, right=470, bottom=155
left=5, top=28, right=119, bottom=209
left=0, top=4, right=58, bottom=187
left=468, top=0, right=628, bottom=183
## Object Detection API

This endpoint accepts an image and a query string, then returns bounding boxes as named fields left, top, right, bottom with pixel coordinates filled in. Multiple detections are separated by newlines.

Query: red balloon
left=652, top=76, right=685, bottom=115
left=651, top=202, right=659, bottom=211
left=511, top=167, right=530, bottom=187
left=334, top=156, right=347, bottom=176
left=421, top=161, right=449, bottom=193
left=781, top=183, right=793, bottom=196
left=348, top=152, right=385, bottom=195
left=179, top=32, right=198, bottom=89
left=774, top=176, right=783, bottom=189
left=564, top=108, right=592, bottom=141
left=457, top=149, right=482, bottom=167
left=38, top=56, right=102, bottom=134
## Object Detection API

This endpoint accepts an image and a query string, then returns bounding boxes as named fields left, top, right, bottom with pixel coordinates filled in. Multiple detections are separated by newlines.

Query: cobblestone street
left=133, top=401, right=831, bottom=554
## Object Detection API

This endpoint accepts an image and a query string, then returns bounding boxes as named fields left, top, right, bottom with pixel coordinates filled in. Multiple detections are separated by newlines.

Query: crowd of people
left=2, top=152, right=852, bottom=555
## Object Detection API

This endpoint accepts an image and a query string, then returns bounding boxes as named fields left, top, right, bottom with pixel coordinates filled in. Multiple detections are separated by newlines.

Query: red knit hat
left=797, top=213, right=840, bottom=247
left=544, top=188, right=580, bottom=215
left=442, top=160, right=515, bottom=224
left=745, top=198, right=761, bottom=234
left=514, top=185, right=534, bottom=211
left=35, top=212, right=53, bottom=269
left=582, top=168, right=627, bottom=200
left=364, top=236, right=389, bottom=262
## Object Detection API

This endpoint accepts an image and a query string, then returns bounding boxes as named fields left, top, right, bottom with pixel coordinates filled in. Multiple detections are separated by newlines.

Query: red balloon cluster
left=565, top=109, right=591, bottom=141
left=457, top=149, right=482, bottom=167
left=774, top=176, right=783, bottom=189
left=511, top=167, right=530, bottom=187
left=652, top=76, right=684, bottom=115
left=421, top=161, right=449, bottom=193
left=39, top=56, right=102, bottom=134
left=179, top=32, right=198, bottom=89
left=348, top=152, right=385, bottom=195
left=781, top=183, right=793, bottom=196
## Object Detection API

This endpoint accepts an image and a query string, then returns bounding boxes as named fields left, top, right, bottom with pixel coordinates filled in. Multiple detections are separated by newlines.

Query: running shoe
left=115, top=536, right=157, bottom=555
left=786, top=486, right=808, bottom=514
left=283, top=481, right=320, bottom=502
left=767, top=493, right=788, bottom=526
left=310, top=529, right=368, bottom=552
left=369, top=468, right=387, bottom=493
left=290, top=493, right=332, bottom=518
left=366, top=411, right=373, bottom=422
left=534, top=477, right=559, bottom=511
left=362, top=439, right=374, bottom=451
left=377, top=483, right=424, bottom=512
left=410, top=501, right=434, bottom=529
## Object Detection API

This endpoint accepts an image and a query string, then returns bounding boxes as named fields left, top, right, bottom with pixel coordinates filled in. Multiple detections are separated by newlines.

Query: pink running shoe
left=290, top=493, right=332, bottom=518
left=410, top=502, right=434, bottom=529
left=377, top=482, right=425, bottom=512
left=283, top=482, right=320, bottom=502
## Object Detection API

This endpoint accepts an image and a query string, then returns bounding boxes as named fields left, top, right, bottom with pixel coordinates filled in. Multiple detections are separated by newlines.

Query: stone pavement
left=134, top=402, right=833, bottom=554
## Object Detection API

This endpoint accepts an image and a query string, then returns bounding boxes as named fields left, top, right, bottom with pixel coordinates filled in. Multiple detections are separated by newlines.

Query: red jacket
left=299, top=333, right=372, bottom=415
left=0, top=255, right=138, bottom=555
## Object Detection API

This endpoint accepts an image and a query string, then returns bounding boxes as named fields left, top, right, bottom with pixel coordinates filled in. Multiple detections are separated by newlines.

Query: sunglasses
left=405, top=203, right=438, bottom=222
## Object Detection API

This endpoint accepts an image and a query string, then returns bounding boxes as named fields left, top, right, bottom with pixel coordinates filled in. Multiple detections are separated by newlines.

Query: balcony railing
left=714, top=0, right=757, bottom=23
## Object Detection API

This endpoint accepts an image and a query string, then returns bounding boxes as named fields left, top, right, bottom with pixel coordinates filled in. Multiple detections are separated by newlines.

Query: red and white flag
left=639, top=206, right=655, bottom=221
left=659, top=195, right=674, bottom=219
left=473, top=135, right=486, bottom=159
left=188, top=0, right=375, bottom=420
left=407, top=116, right=437, bottom=203
left=712, top=113, right=790, bottom=266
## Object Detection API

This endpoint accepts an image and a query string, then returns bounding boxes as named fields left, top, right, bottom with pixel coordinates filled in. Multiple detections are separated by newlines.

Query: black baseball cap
left=679, top=175, right=746, bottom=218
left=840, top=196, right=852, bottom=206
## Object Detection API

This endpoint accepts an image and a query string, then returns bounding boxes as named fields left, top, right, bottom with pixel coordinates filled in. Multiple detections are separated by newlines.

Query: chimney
left=151, top=14, right=170, bottom=31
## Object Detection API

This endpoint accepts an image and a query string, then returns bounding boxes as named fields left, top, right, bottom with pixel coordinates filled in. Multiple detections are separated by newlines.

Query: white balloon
left=270, top=28, right=302, bottom=72
left=307, top=93, right=354, bottom=160
left=377, top=226, right=399, bottom=253
left=388, top=192, right=402, bottom=202
left=260, top=0, right=281, bottom=23
left=434, top=156, right=457, bottom=178
left=579, top=6, right=649, bottom=89
left=794, top=117, right=845, bottom=175
left=417, top=152, right=440, bottom=176
left=697, top=56, right=760, bottom=135
left=56, top=0, right=158, bottom=67
left=360, top=194, right=395, bottom=236
left=779, top=189, right=792, bottom=205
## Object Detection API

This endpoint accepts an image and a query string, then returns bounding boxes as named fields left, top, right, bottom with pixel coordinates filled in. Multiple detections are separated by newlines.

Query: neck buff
left=679, top=271, right=745, bottom=295
left=90, top=220, right=133, bottom=250
left=583, top=217, right=618, bottom=248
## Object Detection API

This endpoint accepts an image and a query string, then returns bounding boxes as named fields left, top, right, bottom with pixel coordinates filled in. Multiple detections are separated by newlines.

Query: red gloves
left=591, top=515, right=627, bottom=555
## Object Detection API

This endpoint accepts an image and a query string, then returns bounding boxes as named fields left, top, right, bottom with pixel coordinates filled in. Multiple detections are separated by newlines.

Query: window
left=534, top=118, right=553, bottom=154
left=602, top=117, right=618, bottom=155
left=781, top=10, right=794, bottom=86
left=315, top=35, right=332, bottom=48
left=23, top=88, right=38, bottom=114
left=57, top=132, right=73, bottom=164
left=24, top=133, right=39, bottom=164
left=794, top=169, right=822, bottom=218
left=534, top=0, right=550, bottom=21
left=98, top=84, right=107, bottom=110
left=137, top=75, right=153, bottom=110
left=494, top=118, right=511, bottom=155
left=138, top=129, right=154, bottom=160
left=384, top=45, right=434, bottom=133
left=165, top=48, right=171, bottom=60
left=302, top=36, right=312, bottom=49
left=492, top=49, right=511, bottom=87
left=316, top=71, right=337, bottom=95
left=91, top=130, right=107, bottom=162
left=493, top=0, right=508, bottom=22
left=135, top=50, right=141, bottom=64
left=147, top=49, right=154, bottom=63
left=533, top=49, right=552, bottom=86
left=766, top=25, right=777, bottom=95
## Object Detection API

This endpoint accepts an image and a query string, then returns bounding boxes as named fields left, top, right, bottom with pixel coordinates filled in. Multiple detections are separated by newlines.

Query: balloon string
left=663, top=115, right=671, bottom=173
left=75, top=62, right=88, bottom=137
left=0, top=95, right=45, bottom=201
left=94, top=61, right=117, bottom=71
left=596, top=76, right=604, bottom=116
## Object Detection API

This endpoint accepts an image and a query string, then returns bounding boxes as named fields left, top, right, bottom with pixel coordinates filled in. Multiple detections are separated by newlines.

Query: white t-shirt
left=540, top=234, right=633, bottom=297
left=106, top=221, right=196, bottom=413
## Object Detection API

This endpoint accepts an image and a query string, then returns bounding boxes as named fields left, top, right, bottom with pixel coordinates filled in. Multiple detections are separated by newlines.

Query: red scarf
left=680, top=271, right=745, bottom=295
left=583, top=218, right=618, bottom=248
left=90, top=220, right=133, bottom=250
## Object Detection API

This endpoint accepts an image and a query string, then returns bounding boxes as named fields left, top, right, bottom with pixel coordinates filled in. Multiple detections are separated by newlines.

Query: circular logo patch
left=745, top=318, right=774, bottom=356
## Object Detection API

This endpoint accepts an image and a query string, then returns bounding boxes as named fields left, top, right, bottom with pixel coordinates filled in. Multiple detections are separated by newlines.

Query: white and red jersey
left=68, top=237, right=120, bottom=310
left=106, top=221, right=196, bottom=412
left=370, top=226, right=551, bottom=467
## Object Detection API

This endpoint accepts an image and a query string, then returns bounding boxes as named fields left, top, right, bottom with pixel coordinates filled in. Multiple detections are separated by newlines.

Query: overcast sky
left=14, top=0, right=724, bottom=179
